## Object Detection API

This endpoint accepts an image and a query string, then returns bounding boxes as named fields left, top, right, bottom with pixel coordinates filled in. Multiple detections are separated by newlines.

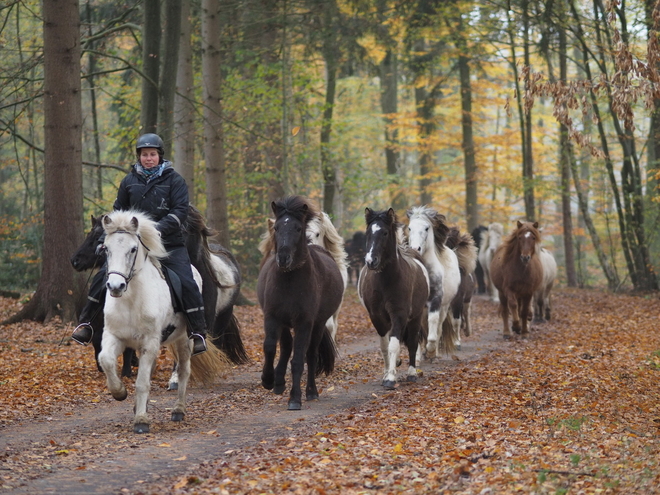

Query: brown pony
left=489, top=221, right=544, bottom=339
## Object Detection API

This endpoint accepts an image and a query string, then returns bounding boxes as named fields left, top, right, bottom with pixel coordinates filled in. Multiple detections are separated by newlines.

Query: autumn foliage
left=1, top=288, right=659, bottom=493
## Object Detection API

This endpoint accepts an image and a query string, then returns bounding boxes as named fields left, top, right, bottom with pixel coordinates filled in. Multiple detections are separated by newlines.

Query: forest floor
left=0, top=286, right=659, bottom=494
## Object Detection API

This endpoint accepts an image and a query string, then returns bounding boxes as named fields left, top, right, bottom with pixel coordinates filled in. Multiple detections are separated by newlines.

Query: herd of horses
left=70, top=196, right=557, bottom=431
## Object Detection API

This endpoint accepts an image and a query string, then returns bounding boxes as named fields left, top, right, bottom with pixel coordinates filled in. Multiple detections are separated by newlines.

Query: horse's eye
left=130, top=246, right=137, bottom=253
left=425, top=227, right=429, bottom=232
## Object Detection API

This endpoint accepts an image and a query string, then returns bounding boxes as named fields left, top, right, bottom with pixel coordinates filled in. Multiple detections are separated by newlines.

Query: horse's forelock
left=105, top=210, right=167, bottom=259
left=274, top=196, right=318, bottom=224
left=501, top=221, right=541, bottom=258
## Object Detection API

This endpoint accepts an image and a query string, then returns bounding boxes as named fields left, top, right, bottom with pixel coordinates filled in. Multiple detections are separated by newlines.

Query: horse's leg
left=97, top=334, right=127, bottom=402
left=519, top=295, right=532, bottom=337
left=305, top=323, right=325, bottom=401
left=132, top=342, right=160, bottom=434
left=508, top=294, right=522, bottom=336
left=274, top=328, right=292, bottom=395
left=462, top=299, right=472, bottom=337
left=425, top=294, right=442, bottom=359
left=168, top=361, right=179, bottom=391
left=500, top=292, right=512, bottom=340
left=404, top=318, right=422, bottom=383
left=121, top=348, right=134, bottom=378
left=261, top=316, right=282, bottom=391
left=379, top=331, right=391, bottom=377
left=383, top=315, right=408, bottom=389
left=170, top=339, right=191, bottom=423
left=545, top=292, right=552, bottom=321
left=288, top=322, right=313, bottom=410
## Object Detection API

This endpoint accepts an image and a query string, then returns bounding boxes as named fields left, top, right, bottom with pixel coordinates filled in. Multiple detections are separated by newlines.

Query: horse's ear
left=406, top=208, right=412, bottom=219
left=130, top=216, right=139, bottom=231
left=364, top=207, right=372, bottom=221
left=271, top=201, right=279, bottom=217
left=91, top=214, right=96, bottom=224
left=517, top=220, right=523, bottom=228
left=102, top=215, right=112, bottom=228
left=387, top=208, right=396, bottom=221
left=533, top=221, right=539, bottom=229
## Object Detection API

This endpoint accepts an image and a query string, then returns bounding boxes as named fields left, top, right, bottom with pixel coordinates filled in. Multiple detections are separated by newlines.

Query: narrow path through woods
left=1, top=289, right=509, bottom=494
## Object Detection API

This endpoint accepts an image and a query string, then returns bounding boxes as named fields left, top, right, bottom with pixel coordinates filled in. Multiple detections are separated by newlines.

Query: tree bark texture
left=458, top=52, right=478, bottom=232
left=6, top=0, right=85, bottom=324
left=141, top=0, right=161, bottom=134
left=174, top=0, right=196, bottom=200
left=202, top=0, right=230, bottom=247
left=158, top=0, right=183, bottom=155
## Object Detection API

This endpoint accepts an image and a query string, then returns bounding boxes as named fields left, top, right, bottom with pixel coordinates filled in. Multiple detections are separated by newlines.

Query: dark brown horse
left=489, top=221, right=544, bottom=339
left=257, top=196, right=343, bottom=410
left=358, top=208, right=430, bottom=389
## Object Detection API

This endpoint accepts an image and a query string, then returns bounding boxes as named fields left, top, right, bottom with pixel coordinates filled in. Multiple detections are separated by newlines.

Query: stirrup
left=72, top=322, right=94, bottom=345
left=190, top=333, right=207, bottom=356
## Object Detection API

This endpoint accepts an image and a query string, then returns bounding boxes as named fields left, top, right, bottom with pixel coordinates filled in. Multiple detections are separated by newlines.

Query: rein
left=104, top=230, right=151, bottom=291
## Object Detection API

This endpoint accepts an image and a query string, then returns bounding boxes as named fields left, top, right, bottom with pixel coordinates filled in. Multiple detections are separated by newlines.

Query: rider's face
left=139, top=148, right=160, bottom=169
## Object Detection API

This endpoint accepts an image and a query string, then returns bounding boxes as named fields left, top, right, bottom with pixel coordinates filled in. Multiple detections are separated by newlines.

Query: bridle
left=103, top=230, right=151, bottom=290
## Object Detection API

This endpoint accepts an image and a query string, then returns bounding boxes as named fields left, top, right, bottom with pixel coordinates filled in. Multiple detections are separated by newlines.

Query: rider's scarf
left=134, top=160, right=170, bottom=182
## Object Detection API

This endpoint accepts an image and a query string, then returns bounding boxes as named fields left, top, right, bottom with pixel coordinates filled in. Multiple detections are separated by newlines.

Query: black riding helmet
left=135, top=133, right=165, bottom=159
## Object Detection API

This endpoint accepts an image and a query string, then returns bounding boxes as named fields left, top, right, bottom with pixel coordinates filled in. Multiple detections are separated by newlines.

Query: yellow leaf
left=158, top=443, right=171, bottom=448
left=394, top=443, right=403, bottom=453
left=174, top=456, right=187, bottom=461
left=291, top=126, right=301, bottom=136
left=454, top=416, right=465, bottom=424
left=55, top=450, right=69, bottom=455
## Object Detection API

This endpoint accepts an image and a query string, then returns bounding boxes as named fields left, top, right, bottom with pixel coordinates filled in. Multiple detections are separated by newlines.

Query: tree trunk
left=320, top=0, right=339, bottom=216
left=202, top=0, right=230, bottom=247
left=379, top=49, right=405, bottom=212
left=521, top=0, right=535, bottom=221
left=413, top=38, right=434, bottom=207
left=6, top=0, right=85, bottom=324
left=558, top=24, right=577, bottom=287
left=174, top=0, right=196, bottom=200
left=141, top=0, right=161, bottom=133
left=158, top=0, right=183, bottom=156
left=458, top=50, right=478, bottom=232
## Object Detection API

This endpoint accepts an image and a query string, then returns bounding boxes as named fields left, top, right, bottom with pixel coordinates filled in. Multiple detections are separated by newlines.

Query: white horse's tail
left=171, top=342, right=232, bottom=386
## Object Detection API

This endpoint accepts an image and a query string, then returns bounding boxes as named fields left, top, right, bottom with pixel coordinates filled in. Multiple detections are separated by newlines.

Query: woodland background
left=2, top=0, right=660, bottom=323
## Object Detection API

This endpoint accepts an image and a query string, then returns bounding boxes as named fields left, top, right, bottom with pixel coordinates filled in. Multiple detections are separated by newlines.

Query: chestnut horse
left=489, top=221, right=543, bottom=339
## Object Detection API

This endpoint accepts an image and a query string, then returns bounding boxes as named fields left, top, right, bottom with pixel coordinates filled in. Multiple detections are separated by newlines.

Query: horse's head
left=306, top=213, right=325, bottom=247
left=102, top=210, right=166, bottom=297
left=514, top=220, right=540, bottom=265
left=271, top=196, right=317, bottom=271
left=70, top=215, right=105, bottom=271
left=407, top=206, right=446, bottom=256
left=364, top=207, right=398, bottom=271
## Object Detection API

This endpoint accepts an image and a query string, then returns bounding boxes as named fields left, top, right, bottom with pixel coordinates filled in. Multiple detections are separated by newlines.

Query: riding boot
left=186, top=309, right=208, bottom=356
left=71, top=299, right=102, bottom=345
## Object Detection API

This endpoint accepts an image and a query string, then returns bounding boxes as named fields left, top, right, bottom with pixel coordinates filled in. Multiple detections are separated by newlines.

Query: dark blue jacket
left=113, top=161, right=189, bottom=248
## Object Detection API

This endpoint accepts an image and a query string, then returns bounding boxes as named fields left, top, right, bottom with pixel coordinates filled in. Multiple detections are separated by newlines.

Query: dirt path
left=0, top=294, right=511, bottom=494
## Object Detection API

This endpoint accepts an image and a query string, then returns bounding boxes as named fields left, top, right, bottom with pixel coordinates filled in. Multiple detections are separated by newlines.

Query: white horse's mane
left=407, top=205, right=445, bottom=259
left=104, top=210, right=168, bottom=261
left=307, top=212, right=348, bottom=272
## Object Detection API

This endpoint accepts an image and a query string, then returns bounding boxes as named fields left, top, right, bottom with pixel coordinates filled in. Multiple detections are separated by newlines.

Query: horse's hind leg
left=519, top=296, right=532, bottom=337
left=261, top=317, right=283, bottom=391
left=274, top=329, right=292, bottom=395
left=288, top=323, right=312, bottom=410
left=499, top=293, right=512, bottom=340
left=305, top=324, right=324, bottom=401
left=98, top=334, right=127, bottom=401
left=170, top=340, right=191, bottom=423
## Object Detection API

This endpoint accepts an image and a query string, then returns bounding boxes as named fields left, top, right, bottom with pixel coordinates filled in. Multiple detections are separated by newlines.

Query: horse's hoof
left=287, top=401, right=302, bottom=410
left=167, top=382, right=178, bottom=391
left=112, top=390, right=128, bottom=401
left=455, top=344, right=462, bottom=352
left=406, top=375, right=417, bottom=383
left=307, top=392, right=319, bottom=401
left=261, top=376, right=274, bottom=390
left=171, top=411, right=185, bottom=422
left=273, top=384, right=285, bottom=395
left=382, top=380, right=396, bottom=390
left=134, top=423, right=150, bottom=434
left=503, top=334, right=512, bottom=341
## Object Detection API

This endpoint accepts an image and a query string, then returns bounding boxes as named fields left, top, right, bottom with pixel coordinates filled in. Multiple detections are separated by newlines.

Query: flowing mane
left=445, top=226, right=478, bottom=274
left=103, top=210, right=168, bottom=261
left=407, top=205, right=449, bottom=259
left=306, top=212, right=348, bottom=274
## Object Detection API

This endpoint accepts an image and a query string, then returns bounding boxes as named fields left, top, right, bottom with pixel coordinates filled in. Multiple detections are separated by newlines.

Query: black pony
left=70, top=206, right=248, bottom=376
left=257, top=196, right=343, bottom=410
left=344, top=231, right=366, bottom=285
left=357, top=208, right=429, bottom=389
left=471, top=225, right=488, bottom=294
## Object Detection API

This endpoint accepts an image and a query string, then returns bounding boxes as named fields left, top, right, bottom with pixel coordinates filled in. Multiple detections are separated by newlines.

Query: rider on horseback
left=71, top=133, right=208, bottom=355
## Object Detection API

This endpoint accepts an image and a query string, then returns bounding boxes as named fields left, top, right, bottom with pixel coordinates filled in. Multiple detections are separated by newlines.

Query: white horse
left=477, top=222, right=504, bottom=303
left=533, top=248, right=557, bottom=322
left=407, top=206, right=461, bottom=359
left=99, top=210, right=227, bottom=434
left=306, top=212, right=349, bottom=341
